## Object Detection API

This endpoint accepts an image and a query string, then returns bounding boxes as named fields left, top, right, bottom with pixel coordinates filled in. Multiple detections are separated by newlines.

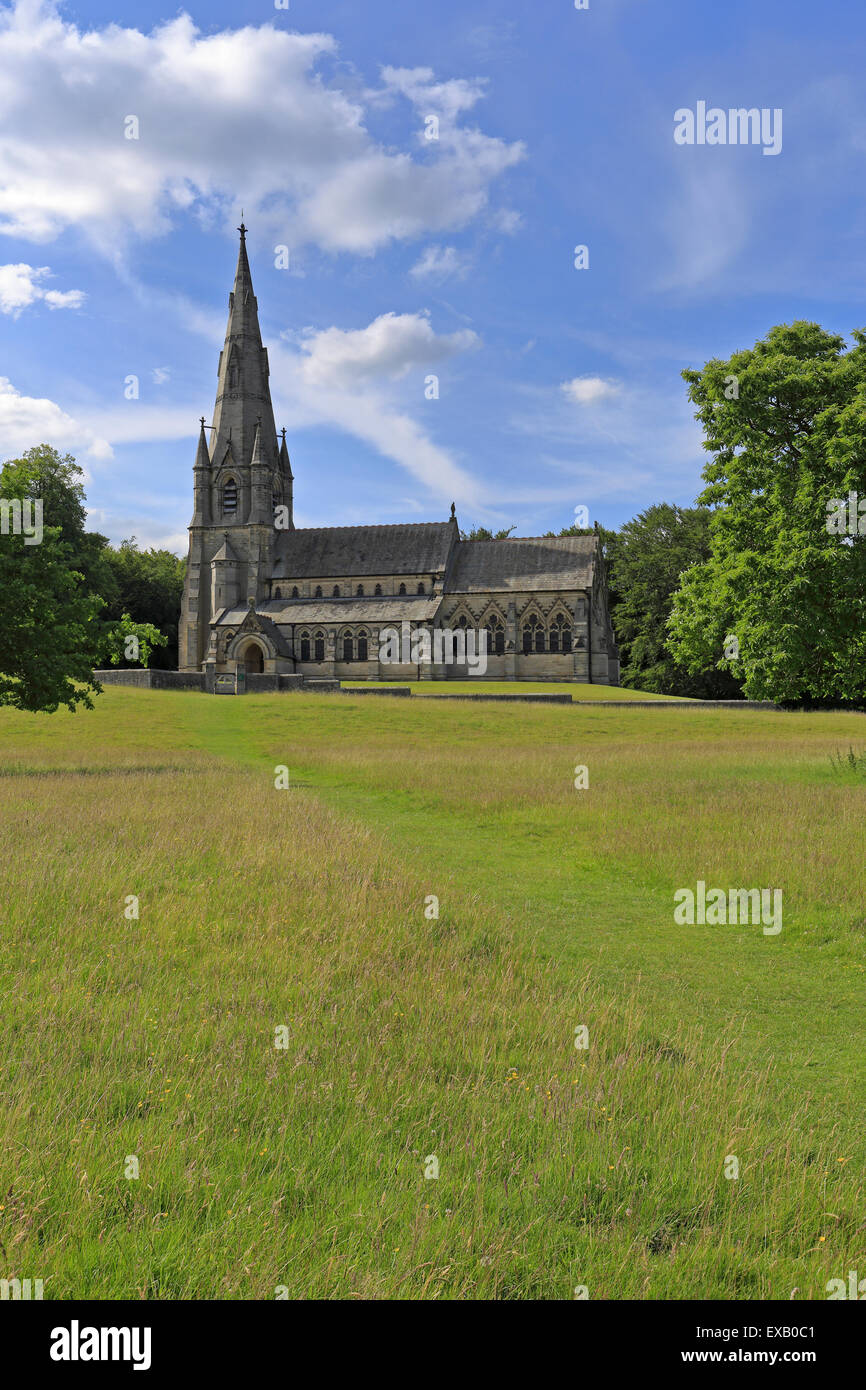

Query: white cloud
left=0, top=376, right=110, bottom=459
left=409, top=245, right=469, bottom=280
left=0, top=262, right=85, bottom=316
left=0, top=3, right=523, bottom=255
left=268, top=311, right=483, bottom=504
left=293, top=310, right=478, bottom=388
left=561, top=376, right=622, bottom=406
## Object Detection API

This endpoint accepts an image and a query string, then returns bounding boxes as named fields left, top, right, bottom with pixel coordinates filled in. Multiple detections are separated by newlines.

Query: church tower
left=180, top=225, right=292, bottom=670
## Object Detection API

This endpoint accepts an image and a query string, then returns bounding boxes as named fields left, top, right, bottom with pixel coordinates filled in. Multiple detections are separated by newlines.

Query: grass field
left=339, top=679, right=683, bottom=699
left=1, top=686, right=864, bottom=1299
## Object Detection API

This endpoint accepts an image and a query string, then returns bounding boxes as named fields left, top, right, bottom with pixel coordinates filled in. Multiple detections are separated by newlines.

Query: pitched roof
left=446, top=536, right=597, bottom=593
left=218, top=595, right=442, bottom=626
left=271, top=522, right=456, bottom=579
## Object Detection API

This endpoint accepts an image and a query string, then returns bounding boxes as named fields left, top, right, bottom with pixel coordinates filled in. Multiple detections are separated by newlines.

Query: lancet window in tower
left=222, top=478, right=238, bottom=516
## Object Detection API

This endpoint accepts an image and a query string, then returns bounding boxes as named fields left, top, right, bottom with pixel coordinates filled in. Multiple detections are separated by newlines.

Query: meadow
left=0, top=685, right=864, bottom=1300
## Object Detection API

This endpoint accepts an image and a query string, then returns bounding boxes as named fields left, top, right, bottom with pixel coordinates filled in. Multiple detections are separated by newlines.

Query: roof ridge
left=289, top=521, right=449, bottom=532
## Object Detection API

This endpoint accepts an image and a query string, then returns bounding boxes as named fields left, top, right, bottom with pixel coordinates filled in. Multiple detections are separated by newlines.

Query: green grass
left=0, top=687, right=863, bottom=1299
left=339, top=678, right=684, bottom=699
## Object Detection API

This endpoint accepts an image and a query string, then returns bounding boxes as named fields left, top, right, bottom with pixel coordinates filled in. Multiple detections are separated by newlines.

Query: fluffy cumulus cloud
left=0, top=262, right=84, bottom=316
left=0, top=377, right=110, bottom=459
left=561, top=376, right=622, bottom=406
left=268, top=310, right=483, bottom=504
left=0, top=2, right=524, bottom=254
left=293, top=311, right=477, bottom=388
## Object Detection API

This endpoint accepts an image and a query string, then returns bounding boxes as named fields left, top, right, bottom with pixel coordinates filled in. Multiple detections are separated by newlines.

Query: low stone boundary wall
left=340, top=687, right=411, bottom=697
left=94, top=669, right=205, bottom=691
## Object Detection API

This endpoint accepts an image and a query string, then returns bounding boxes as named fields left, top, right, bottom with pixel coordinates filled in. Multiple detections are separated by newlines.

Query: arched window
left=314, top=631, right=325, bottom=661
left=522, top=614, right=543, bottom=654
left=576, top=597, right=588, bottom=620
left=343, top=635, right=353, bottom=661
left=333, top=585, right=340, bottom=597
left=484, top=616, right=505, bottom=656
left=300, top=631, right=310, bottom=661
left=374, top=583, right=382, bottom=596
left=550, top=615, right=572, bottom=654
left=222, top=478, right=238, bottom=516
left=417, top=582, right=425, bottom=594
left=455, top=614, right=468, bottom=629
left=398, top=582, right=407, bottom=596
left=356, top=585, right=364, bottom=596
left=358, top=631, right=368, bottom=662
left=291, top=586, right=299, bottom=599
left=314, top=585, right=322, bottom=598
left=274, top=587, right=282, bottom=600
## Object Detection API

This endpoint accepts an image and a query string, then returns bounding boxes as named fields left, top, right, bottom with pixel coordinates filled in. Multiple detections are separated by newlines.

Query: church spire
left=209, top=223, right=278, bottom=500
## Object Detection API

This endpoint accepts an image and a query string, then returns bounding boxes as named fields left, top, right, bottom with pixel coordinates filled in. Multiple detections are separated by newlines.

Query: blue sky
left=1, top=0, right=865, bottom=553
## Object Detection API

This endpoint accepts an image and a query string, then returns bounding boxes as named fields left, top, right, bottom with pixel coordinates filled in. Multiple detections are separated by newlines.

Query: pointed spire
left=194, top=417, right=211, bottom=469
left=209, top=225, right=279, bottom=484
left=279, top=425, right=293, bottom=479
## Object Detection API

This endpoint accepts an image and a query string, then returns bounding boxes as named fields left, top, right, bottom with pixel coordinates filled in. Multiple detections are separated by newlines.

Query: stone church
left=180, top=228, right=619, bottom=685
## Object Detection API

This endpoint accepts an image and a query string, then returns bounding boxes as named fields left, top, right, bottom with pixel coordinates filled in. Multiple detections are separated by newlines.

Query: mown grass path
left=0, top=689, right=863, bottom=1299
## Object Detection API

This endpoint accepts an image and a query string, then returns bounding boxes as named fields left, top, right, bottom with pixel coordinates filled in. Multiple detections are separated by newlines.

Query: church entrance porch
left=240, top=641, right=265, bottom=674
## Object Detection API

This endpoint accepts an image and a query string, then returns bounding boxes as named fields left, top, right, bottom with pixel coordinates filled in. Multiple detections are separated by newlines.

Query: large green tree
left=0, top=447, right=167, bottom=711
left=104, top=538, right=185, bottom=669
left=612, top=504, right=742, bottom=697
left=668, top=322, right=866, bottom=704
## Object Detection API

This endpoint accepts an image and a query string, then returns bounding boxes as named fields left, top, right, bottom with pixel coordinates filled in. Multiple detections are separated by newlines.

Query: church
left=179, top=228, right=619, bottom=685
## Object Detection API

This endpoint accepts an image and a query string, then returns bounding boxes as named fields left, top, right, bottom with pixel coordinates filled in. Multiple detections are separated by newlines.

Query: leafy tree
left=104, top=538, right=185, bottom=668
left=97, top=612, right=167, bottom=668
left=611, top=504, right=742, bottom=696
left=668, top=322, right=866, bottom=704
left=460, top=524, right=517, bottom=540
left=0, top=453, right=103, bottom=711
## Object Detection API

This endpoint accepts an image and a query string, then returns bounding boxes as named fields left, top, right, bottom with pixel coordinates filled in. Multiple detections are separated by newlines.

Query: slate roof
left=218, top=596, right=442, bottom=626
left=271, top=522, right=456, bottom=579
left=446, top=536, right=597, bottom=593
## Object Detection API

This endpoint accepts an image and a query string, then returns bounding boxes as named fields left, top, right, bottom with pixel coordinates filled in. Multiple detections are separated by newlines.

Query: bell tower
left=180, top=224, right=292, bottom=670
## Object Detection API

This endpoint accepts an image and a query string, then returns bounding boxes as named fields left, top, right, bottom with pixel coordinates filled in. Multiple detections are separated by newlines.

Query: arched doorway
left=242, top=642, right=265, bottom=674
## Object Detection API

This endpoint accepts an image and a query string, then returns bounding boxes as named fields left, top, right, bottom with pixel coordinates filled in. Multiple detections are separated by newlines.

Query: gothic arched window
left=374, top=583, right=382, bottom=596
left=314, top=585, right=322, bottom=598
left=333, top=585, right=340, bottom=597
left=356, top=584, right=364, bottom=596
left=522, top=614, right=543, bottom=654
left=484, top=616, right=505, bottom=656
left=300, top=631, right=310, bottom=661
left=314, top=631, right=325, bottom=662
left=550, top=614, right=571, bottom=654
left=358, top=631, right=368, bottom=662
left=222, top=478, right=238, bottom=516
left=291, top=586, right=299, bottom=599
left=274, top=588, right=282, bottom=600
left=398, top=582, right=407, bottom=596
left=343, top=635, right=353, bottom=662
left=417, top=582, right=425, bottom=594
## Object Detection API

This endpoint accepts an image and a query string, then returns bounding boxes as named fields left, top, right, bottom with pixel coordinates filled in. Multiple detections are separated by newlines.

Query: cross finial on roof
left=238, top=217, right=247, bottom=242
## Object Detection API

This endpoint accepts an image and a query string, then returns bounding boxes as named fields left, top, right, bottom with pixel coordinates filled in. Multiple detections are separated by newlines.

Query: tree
left=0, top=452, right=103, bottom=711
left=104, top=538, right=185, bottom=668
left=0, top=446, right=176, bottom=711
left=460, top=524, right=517, bottom=540
left=668, top=322, right=866, bottom=704
left=611, top=504, right=742, bottom=696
